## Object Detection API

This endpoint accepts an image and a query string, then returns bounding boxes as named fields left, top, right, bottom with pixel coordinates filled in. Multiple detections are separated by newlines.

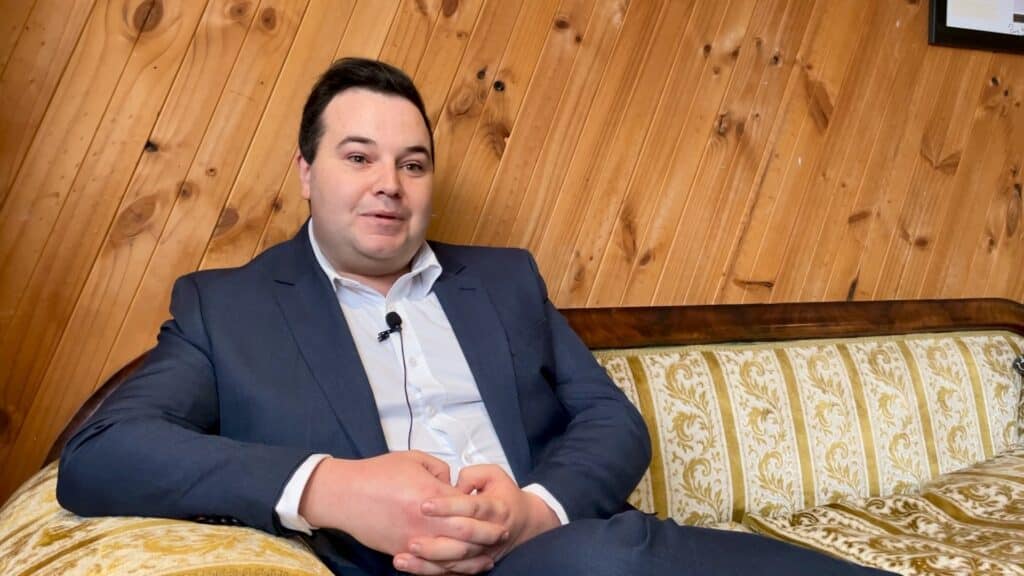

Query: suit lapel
left=433, top=250, right=532, bottom=480
left=268, top=227, right=389, bottom=458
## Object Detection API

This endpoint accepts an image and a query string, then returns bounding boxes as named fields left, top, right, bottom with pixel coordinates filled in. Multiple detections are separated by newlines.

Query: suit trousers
left=489, top=511, right=897, bottom=576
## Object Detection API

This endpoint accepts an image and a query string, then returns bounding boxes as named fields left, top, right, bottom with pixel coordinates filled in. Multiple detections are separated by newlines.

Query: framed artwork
left=929, top=0, right=1024, bottom=53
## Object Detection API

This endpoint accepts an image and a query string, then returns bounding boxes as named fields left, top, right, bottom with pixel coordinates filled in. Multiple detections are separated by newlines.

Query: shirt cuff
left=522, top=483, right=569, bottom=526
left=275, top=453, right=331, bottom=534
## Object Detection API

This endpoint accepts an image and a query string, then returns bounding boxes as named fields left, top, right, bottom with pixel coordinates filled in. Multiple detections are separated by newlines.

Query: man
left=58, top=58, right=893, bottom=576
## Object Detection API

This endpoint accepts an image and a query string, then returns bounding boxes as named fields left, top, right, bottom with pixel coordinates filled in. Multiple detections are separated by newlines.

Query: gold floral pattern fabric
left=0, top=463, right=331, bottom=576
left=595, top=331, right=1024, bottom=525
left=745, top=448, right=1024, bottom=575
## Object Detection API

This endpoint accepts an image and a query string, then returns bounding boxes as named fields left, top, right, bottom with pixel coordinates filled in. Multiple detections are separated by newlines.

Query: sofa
left=2, top=298, right=1022, bottom=575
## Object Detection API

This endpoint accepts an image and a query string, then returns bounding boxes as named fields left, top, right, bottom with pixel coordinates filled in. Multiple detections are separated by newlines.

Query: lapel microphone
left=378, top=310, right=412, bottom=450
left=377, top=311, right=403, bottom=342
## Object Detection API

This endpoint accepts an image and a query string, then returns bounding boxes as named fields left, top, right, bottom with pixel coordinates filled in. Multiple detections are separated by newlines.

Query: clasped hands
left=299, top=451, right=559, bottom=575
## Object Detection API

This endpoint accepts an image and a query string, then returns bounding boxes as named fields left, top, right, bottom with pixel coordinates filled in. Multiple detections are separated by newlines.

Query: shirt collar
left=307, top=221, right=442, bottom=302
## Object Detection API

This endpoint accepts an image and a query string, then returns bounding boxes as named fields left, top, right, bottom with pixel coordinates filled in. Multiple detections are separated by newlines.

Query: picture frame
left=929, top=0, right=1024, bottom=53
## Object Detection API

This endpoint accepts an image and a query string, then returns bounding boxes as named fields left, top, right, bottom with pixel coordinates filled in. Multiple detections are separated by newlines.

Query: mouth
left=362, top=210, right=406, bottom=221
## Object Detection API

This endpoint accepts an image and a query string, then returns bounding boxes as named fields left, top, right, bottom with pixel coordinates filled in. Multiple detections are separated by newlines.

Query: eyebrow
left=336, top=136, right=433, bottom=161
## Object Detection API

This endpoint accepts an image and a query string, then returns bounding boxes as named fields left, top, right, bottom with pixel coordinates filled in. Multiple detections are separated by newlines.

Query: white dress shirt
left=274, top=224, right=568, bottom=533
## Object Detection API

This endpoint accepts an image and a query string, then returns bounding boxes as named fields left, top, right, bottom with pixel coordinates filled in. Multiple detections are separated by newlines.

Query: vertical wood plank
left=528, top=0, right=666, bottom=287
left=426, top=0, right=524, bottom=231
left=0, top=0, right=151, bottom=336
left=470, top=0, right=596, bottom=247
left=0, top=0, right=37, bottom=73
left=101, top=0, right=309, bottom=384
left=433, top=0, right=564, bottom=244
left=501, top=0, right=627, bottom=252
left=0, top=0, right=95, bottom=206
left=378, top=0, right=442, bottom=78
left=1, top=0, right=258, bottom=498
left=0, top=0, right=209, bottom=494
left=199, top=0, right=356, bottom=271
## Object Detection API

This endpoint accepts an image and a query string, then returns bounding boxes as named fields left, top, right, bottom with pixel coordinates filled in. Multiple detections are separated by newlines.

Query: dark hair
left=298, top=57, right=433, bottom=163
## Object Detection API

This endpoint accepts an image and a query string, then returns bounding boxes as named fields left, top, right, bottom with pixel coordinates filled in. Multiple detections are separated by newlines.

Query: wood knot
left=143, top=140, right=159, bottom=153
left=637, top=249, right=653, bottom=267
left=843, top=208, right=868, bottom=222
left=259, top=7, right=277, bottom=30
left=228, top=1, right=251, bottom=21
left=447, top=87, right=475, bottom=117
left=205, top=167, right=218, bottom=177
left=271, top=198, right=283, bottom=212
left=730, top=46, right=740, bottom=59
left=485, top=122, right=511, bottom=158
left=733, top=278, right=775, bottom=289
left=113, top=195, right=158, bottom=241
left=575, top=33, right=583, bottom=44
left=715, top=112, right=730, bottom=135
left=554, top=16, right=570, bottom=29
left=492, top=80, right=505, bottom=92
left=913, top=236, right=929, bottom=248
left=476, top=67, right=487, bottom=80
left=178, top=182, right=194, bottom=199
left=702, top=43, right=712, bottom=56
left=442, top=0, right=459, bottom=17
left=770, top=50, right=782, bottom=66
left=214, top=207, right=239, bottom=236
left=132, top=0, right=163, bottom=34
left=991, top=76, right=1000, bottom=86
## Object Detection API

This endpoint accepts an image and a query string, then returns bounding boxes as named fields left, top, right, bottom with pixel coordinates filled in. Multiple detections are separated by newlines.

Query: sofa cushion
left=597, top=330, right=1024, bottom=525
left=0, top=462, right=330, bottom=576
left=744, top=447, right=1024, bottom=576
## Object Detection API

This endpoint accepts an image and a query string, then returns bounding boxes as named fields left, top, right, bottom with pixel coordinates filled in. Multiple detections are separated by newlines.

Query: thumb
left=454, top=464, right=496, bottom=494
left=410, top=450, right=451, bottom=483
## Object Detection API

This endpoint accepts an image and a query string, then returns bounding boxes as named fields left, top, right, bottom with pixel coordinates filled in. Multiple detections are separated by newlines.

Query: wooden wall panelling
left=0, top=0, right=37, bottom=73
left=500, top=0, right=625, bottom=250
left=434, top=0, right=563, bottom=244
left=954, top=56, right=1024, bottom=298
left=981, top=67, right=1024, bottom=299
left=469, top=0, right=596, bottom=248
left=683, top=0, right=816, bottom=305
left=643, top=0, right=768, bottom=305
left=0, top=0, right=208, bottom=493
left=587, top=0, right=736, bottom=306
left=552, top=0, right=699, bottom=307
left=817, top=4, right=941, bottom=302
left=815, top=3, right=944, bottom=302
left=887, top=51, right=992, bottom=298
left=618, top=0, right=759, bottom=306
left=916, top=57, right=1021, bottom=298
left=412, top=0, right=484, bottom=127
left=529, top=0, right=666, bottom=287
left=101, top=0, right=308, bottom=381
left=770, top=0, right=922, bottom=302
left=0, top=0, right=257, bottom=499
left=199, top=0, right=356, bottom=271
left=255, top=0, right=404, bottom=254
left=426, top=0, right=524, bottom=231
left=0, top=0, right=95, bottom=206
left=0, top=0, right=154, bottom=337
left=378, top=0, right=442, bottom=78
left=719, top=0, right=866, bottom=304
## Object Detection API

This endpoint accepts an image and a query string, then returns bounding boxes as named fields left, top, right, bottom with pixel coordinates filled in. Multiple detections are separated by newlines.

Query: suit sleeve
left=518, top=254, right=652, bottom=521
left=57, top=275, right=313, bottom=535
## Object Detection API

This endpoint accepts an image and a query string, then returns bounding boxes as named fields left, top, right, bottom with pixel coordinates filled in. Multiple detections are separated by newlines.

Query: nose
left=376, top=164, right=402, bottom=198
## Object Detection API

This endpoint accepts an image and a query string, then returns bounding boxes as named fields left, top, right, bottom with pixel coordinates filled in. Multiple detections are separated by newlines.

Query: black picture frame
left=929, top=0, right=1024, bottom=54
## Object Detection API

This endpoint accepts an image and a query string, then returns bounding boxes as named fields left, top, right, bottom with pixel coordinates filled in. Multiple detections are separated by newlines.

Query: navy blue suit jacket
left=58, top=225, right=650, bottom=575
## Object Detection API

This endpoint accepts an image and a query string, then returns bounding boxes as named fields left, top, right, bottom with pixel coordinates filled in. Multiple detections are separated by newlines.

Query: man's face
left=298, top=88, right=433, bottom=279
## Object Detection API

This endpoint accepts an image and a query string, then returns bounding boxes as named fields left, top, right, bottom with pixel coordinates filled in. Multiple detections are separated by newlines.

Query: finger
left=394, top=553, right=495, bottom=576
left=409, top=450, right=452, bottom=483
left=454, top=465, right=509, bottom=494
left=429, top=515, right=508, bottom=546
left=424, top=495, right=510, bottom=528
left=408, top=536, right=485, bottom=562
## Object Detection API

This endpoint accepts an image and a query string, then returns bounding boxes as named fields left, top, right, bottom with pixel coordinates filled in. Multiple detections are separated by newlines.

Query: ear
left=296, top=151, right=312, bottom=200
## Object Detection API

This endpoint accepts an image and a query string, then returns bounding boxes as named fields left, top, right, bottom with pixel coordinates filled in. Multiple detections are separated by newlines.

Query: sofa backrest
left=595, top=330, right=1024, bottom=527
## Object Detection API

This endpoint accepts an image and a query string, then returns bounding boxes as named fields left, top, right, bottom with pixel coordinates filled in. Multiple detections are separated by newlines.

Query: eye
left=346, top=153, right=368, bottom=165
left=402, top=162, right=425, bottom=173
